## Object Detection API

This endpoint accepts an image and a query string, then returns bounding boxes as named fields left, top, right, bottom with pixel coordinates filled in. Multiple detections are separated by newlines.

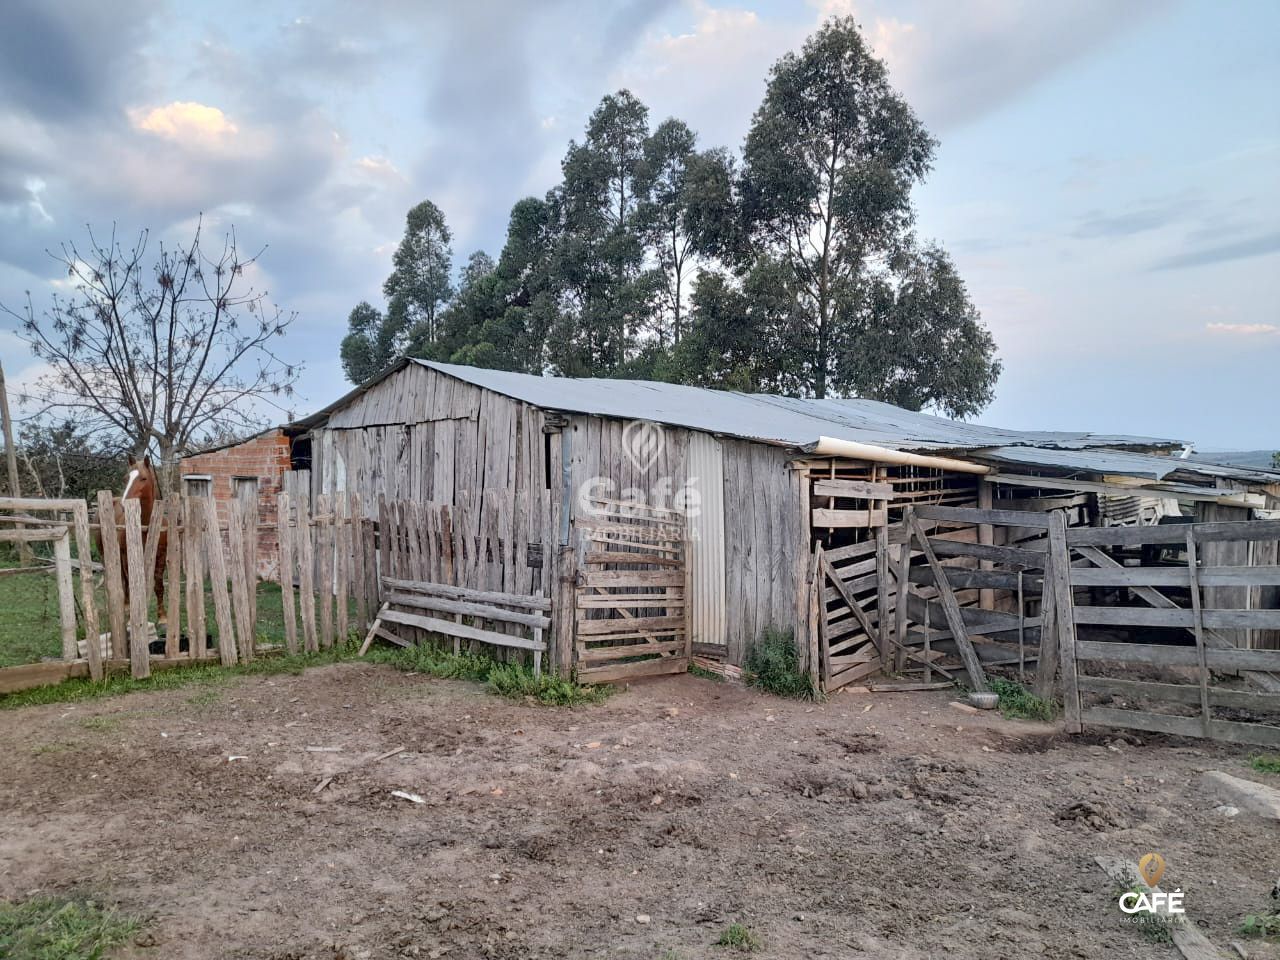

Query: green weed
left=989, top=676, right=1058, bottom=721
left=743, top=627, right=813, bottom=700
left=1248, top=754, right=1280, bottom=775
left=688, top=663, right=725, bottom=683
left=0, top=895, right=140, bottom=960
left=1240, top=912, right=1280, bottom=939
left=715, top=923, right=761, bottom=952
left=367, top=641, right=609, bottom=707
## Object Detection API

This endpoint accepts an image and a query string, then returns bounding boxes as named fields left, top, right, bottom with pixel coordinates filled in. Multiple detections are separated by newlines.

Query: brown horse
left=95, top=456, right=169, bottom=630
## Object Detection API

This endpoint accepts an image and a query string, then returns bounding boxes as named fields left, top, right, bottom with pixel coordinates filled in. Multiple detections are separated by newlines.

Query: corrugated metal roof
left=414, top=359, right=1180, bottom=455
left=972, top=446, right=1280, bottom=484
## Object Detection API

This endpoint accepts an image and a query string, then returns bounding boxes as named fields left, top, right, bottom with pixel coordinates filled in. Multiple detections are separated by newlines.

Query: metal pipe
left=808, top=436, right=991, bottom=475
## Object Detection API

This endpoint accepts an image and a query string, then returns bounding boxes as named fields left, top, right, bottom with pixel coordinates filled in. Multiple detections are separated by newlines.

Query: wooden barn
left=285, top=358, right=1280, bottom=721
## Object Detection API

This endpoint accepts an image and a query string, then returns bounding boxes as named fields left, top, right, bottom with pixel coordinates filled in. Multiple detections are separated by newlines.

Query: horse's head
left=123, top=455, right=159, bottom=503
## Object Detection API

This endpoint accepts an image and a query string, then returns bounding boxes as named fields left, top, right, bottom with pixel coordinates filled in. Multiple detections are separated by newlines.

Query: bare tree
left=3, top=219, right=302, bottom=480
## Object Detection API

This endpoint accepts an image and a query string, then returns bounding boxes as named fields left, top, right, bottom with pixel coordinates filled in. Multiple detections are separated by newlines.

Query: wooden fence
left=0, top=491, right=377, bottom=689
left=1057, top=517, right=1280, bottom=746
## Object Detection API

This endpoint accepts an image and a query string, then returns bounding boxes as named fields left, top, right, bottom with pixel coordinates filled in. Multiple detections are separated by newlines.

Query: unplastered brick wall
left=180, top=429, right=292, bottom=580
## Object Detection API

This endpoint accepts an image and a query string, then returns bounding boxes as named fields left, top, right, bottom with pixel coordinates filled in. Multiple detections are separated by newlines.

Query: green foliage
left=1248, top=754, right=1280, bottom=774
left=988, top=677, right=1058, bottom=721
left=486, top=663, right=611, bottom=707
left=1240, top=912, right=1280, bottom=938
left=366, top=642, right=609, bottom=707
left=743, top=627, right=813, bottom=700
left=715, top=923, right=761, bottom=952
left=343, top=19, right=999, bottom=420
left=0, top=895, right=139, bottom=960
left=7, top=419, right=123, bottom=502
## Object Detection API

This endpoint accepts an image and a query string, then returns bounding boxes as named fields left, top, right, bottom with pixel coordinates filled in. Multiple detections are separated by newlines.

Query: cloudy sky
left=1, top=0, right=1276, bottom=449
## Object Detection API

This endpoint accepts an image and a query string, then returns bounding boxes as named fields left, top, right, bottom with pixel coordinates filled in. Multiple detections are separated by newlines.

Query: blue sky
left=0, top=0, right=1276, bottom=449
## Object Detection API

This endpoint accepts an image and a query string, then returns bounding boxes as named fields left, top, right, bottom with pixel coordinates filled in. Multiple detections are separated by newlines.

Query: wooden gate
left=1056, top=517, right=1280, bottom=746
left=574, top=499, right=691, bottom=683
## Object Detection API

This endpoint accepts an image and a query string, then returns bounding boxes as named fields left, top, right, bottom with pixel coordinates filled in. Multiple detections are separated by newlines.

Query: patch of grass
left=687, top=663, right=724, bottom=683
left=76, top=715, right=120, bottom=733
left=1248, top=754, right=1280, bottom=775
left=714, top=923, right=761, bottom=952
left=0, top=644, right=356, bottom=712
left=743, top=627, right=813, bottom=700
left=1240, top=912, right=1280, bottom=939
left=367, top=640, right=609, bottom=707
left=989, top=676, right=1058, bottom=721
left=0, top=895, right=140, bottom=960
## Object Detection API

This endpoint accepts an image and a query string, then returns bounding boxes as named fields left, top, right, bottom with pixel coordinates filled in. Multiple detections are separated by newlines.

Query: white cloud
left=129, top=101, right=239, bottom=146
left=1206, top=322, right=1278, bottom=336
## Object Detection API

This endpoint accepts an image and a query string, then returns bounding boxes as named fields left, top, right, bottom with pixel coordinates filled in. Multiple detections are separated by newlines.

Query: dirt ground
left=1, top=663, right=1278, bottom=960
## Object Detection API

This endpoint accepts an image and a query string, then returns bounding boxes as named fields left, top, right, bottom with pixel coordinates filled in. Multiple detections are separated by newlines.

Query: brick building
left=179, top=427, right=303, bottom=579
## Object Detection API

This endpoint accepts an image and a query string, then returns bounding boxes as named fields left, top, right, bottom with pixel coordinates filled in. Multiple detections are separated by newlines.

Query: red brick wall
left=180, top=430, right=292, bottom=580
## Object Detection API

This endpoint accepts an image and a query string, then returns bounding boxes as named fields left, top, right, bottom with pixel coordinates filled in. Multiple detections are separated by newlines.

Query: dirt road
left=1, top=663, right=1276, bottom=958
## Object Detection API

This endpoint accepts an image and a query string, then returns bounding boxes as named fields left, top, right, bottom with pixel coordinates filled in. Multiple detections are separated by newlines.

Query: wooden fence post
left=277, top=492, right=299, bottom=655
left=335, top=494, right=350, bottom=645
left=164, top=499, right=183, bottom=658
left=53, top=531, right=77, bottom=661
left=96, top=490, right=127, bottom=663
left=297, top=495, right=318, bottom=653
left=226, top=498, right=255, bottom=663
left=71, top=500, right=102, bottom=680
left=201, top=497, right=238, bottom=667
left=1047, top=511, right=1081, bottom=732
left=123, top=499, right=151, bottom=679
left=184, top=496, right=207, bottom=659
left=1186, top=530, right=1211, bottom=738
left=316, top=494, right=334, bottom=648
left=350, top=494, right=367, bottom=632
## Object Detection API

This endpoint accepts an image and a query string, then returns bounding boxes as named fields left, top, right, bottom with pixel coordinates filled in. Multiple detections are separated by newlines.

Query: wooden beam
left=908, top=513, right=988, bottom=692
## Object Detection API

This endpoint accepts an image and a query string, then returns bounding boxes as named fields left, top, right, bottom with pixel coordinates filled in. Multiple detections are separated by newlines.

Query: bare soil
left=1, top=663, right=1277, bottom=959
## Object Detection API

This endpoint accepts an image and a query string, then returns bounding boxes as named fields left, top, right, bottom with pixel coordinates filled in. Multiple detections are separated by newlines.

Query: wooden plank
left=1076, top=640, right=1280, bottom=672
left=316, top=494, right=334, bottom=648
left=350, top=494, right=368, bottom=631
left=811, top=479, right=893, bottom=500
left=580, top=569, right=684, bottom=588
left=1048, top=511, right=1081, bottom=732
left=822, top=554, right=879, bottom=648
left=335, top=495, right=350, bottom=645
left=52, top=532, right=77, bottom=661
left=0, top=527, right=64, bottom=543
left=875, top=524, right=889, bottom=668
left=201, top=497, right=238, bottom=667
left=163, top=499, right=182, bottom=659
left=584, top=549, right=682, bottom=567
left=909, top=513, right=988, bottom=692
left=297, top=495, right=318, bottom=653
left=1070, top=564, right=1280, bottom=588
left=226, top=498, right=255, bottom=663
left=1077, top=675, right=1280, bottom=712
left=581, top=640, right=686, bottom=662
left=577, top=656, right=688, bottom=684
left=1083, top=706, right=1280, bottom=748
left=277, top=493, right=299, bottom=655
left=990, top=472, right=1262, bottom=508
left=916, top=504, right=1052, bottom=528
left=183, top=497, right=207, bottom=660
left=576, top=593, right=685, bottom=609
left=811, top=508, right=888, bottom=528
left=825, top=657, right=884, bottom=691
left=1072, top=606, right=1280, bottom=630
left=929, top=538, right=1046, bottom=567
left=1186, top=530, right=1211, bottom=737
left=382, top=577, right=551, bottom=610
left=122, top=499, right=151, bottom=679
left=1068, top=518, right=1280, bottom=547
left=384, top=592, right=549, bottom=629
left=577, top=615, right=685, bottom=637
left=379, top=608, right=547, bottom=652
left=71, top=500, right=102, bottom=681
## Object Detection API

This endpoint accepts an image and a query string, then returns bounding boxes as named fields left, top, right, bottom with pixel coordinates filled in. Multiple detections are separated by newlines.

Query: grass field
left=0, top=559, right=298, bottom=668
